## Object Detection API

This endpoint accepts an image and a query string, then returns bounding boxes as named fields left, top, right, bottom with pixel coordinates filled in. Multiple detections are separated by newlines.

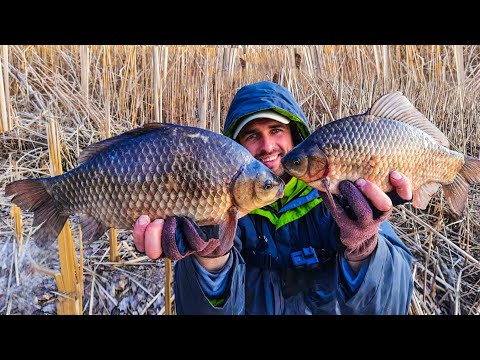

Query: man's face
left=238, top=118, right=295, bottom=178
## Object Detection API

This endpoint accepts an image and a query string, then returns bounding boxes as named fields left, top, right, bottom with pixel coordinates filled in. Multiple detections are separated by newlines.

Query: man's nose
left=260, top=136, right=275, bottom=153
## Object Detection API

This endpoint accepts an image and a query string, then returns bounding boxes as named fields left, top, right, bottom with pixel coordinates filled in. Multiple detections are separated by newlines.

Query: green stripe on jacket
left=250, top=177, right=323, bottom=229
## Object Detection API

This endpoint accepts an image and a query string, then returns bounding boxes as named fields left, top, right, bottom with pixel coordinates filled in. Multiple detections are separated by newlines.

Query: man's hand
left=320, top=171, right=413, bottom=267
left=133, top=215, right=231, bottom=271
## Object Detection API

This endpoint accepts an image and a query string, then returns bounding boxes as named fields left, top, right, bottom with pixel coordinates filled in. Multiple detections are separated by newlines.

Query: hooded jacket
left=174, top=81, right=413, bottom=315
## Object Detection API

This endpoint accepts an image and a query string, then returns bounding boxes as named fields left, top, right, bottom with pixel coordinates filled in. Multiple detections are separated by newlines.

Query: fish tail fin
left=443, top=155, right=480, bottom=216
left=443, top=174, right=470, bottom=217
left=442, top=155, right=480, bottom=217
left=5, top=178, right=68, bottom=248
left=459, top=155, right=480, bottom=185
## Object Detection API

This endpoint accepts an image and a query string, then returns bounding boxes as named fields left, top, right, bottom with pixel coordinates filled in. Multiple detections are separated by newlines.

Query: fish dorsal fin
left=368, top=92, right=449, bottom=147
left=78, top=122, right=171, bottom=164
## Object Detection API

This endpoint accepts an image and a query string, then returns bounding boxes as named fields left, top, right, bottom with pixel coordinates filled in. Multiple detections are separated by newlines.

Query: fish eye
left=264, top=179, right=273, bottom=190
left=293, top=159, right=301, bottom=166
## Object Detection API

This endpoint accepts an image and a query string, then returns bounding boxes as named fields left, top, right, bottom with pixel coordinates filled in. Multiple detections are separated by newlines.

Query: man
left=133, top=81, right=414, bottom=314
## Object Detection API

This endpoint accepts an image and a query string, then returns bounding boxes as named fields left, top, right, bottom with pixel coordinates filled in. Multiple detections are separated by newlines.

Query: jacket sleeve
left=173, top=232, right=246, bottom=315
left=336, top=221, right=414, bottom=314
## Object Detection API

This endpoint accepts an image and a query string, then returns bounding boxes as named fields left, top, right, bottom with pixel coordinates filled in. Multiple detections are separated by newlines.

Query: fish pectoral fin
left=412, top=182, right=441, bottom=210
left=218, top=207, right=239, bottom=245
left=321, top=178, right=337, bottom=213
left=443, top=174, right=470, bottom=217
left=78, top=214, right=109, bottom=243
left=368, top=91, right=449, bottom=147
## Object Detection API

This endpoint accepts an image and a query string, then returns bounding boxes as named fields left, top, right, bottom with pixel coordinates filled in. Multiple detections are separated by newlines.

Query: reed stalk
left=1, top=45, right=11, bottom=132
left=152, top=46, right=173, bottom=314
left=80, top=45, right=90, bottom=105
left=0, top=50, right=8, bottom=133
left=47, top=118, right=83, bottom=315
left=8, top=161, right=23, bottom=251
left=101, top=49, right=119, bottom=263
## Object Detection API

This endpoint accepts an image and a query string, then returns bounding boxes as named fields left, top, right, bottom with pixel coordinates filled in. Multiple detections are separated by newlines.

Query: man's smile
left=257, top=153, right=281, bottom=166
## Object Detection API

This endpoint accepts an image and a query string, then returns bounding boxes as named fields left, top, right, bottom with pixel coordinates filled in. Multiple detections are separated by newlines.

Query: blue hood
left=223, top=81, right=311, bottom=140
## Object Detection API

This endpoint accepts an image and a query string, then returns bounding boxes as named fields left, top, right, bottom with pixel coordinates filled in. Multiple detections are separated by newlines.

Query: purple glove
left=161, top=216, right=234, bottom=261
left=319, top=181, right=392, bottom=262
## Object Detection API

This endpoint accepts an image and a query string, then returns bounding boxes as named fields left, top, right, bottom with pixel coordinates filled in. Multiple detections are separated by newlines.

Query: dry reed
left=0, top=45, right=479, bottom=315
left=0, top=48, right=9, bottom=133
left=46, top=118, right=83, bottom=314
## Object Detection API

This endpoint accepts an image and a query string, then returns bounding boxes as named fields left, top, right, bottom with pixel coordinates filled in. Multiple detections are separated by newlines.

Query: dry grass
left=0, top=45, right=479, bottom=315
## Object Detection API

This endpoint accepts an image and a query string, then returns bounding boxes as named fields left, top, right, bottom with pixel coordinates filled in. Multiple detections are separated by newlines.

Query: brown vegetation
left=0, top=45, right=479, bottom=314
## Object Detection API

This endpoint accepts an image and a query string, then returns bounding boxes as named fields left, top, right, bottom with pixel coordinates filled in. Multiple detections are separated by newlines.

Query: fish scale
left=60, top=130, right=230, bottom=225
left=282, top=92, right=480, bottom=217
left=317, top=116, right=464, bottom=193
left=6, top=123, right=284, bottom=248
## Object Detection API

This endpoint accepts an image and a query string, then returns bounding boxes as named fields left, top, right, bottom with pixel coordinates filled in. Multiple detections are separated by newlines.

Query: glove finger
left=319, top=191, right=354, bottom=226
left=182, top=216, right=208, bottom=241
left=179, top=216, right=209, bottom=252
left=338, top=181, right=373, bottom=224
left=196, top=238, right=221, bottom=257
left=161, top=217, right=185, bottom=260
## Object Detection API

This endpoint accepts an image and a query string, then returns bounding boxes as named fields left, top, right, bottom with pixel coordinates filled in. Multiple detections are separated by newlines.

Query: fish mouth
left=276, top=188, right=284, bottom=198
left=287, top=146, right=329, bottom=185
left=275, top=179, right=285, bottom=198
left=282, top=156, right=328, bottom=184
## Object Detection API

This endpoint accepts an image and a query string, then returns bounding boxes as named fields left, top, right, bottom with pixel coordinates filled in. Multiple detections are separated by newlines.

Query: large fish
left=5, top=123, right=284, bottom=247
left=281, top=92, right=480, bottom=216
